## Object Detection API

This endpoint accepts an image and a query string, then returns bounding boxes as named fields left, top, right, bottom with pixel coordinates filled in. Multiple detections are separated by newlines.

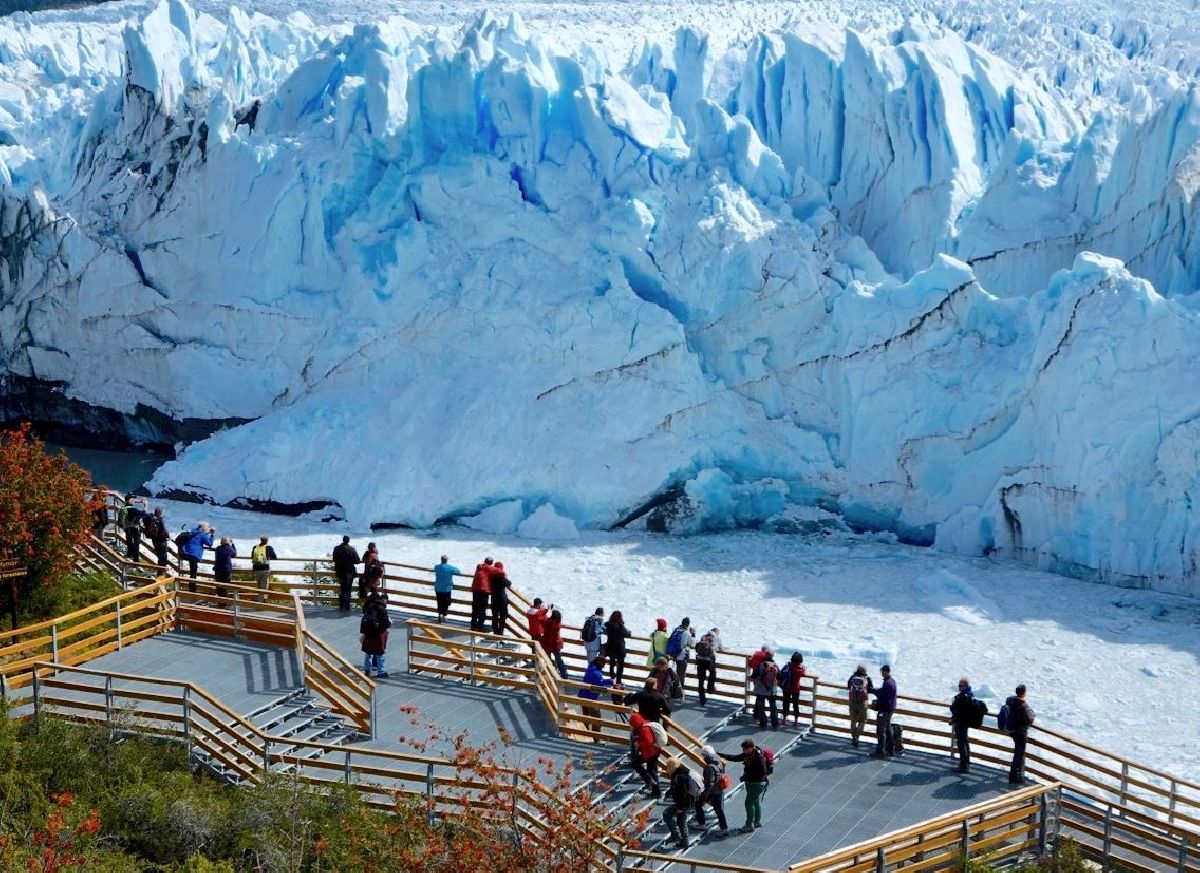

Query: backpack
left=174, top=529, right=195, bottom=550
left=969, top=698, right=988, bottom=730
left=365, top=557, right=383, bottom=579
left=361, top=609, right=381, bottom=636
left=685, top=770, right=703, bottom=801
left=666, top=627, right=688, bottom=658
left=666, top=669, right=683, bottom=702
left=695, top=634, right=715, bottom=661
left=582, top=616, right=600, bottom=643
left=142, top=515, right=161, bottom=540
left=251, top=544, right=269, bottom=566
left=758, top=661, right=779, bottom=691
left=781, top=662, right=806, bottom=691
left=997, top=703, right=1012, bottom=735
left=716, top=764, right=733, bottom=792
left=648, top=721, right=669, bottom=750
left=758, top=747, right=775, bottom=776
left=848, top=674, right=869, bottom=703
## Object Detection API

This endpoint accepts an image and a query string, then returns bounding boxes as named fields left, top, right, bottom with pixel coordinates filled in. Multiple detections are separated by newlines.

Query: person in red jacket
left=526, top=597, right=549, bottom=643
left=628, top=712, right=664, bottom=798
left=470, top=557, right=494, bottom=632
left=780, top=651, right=807, bottom=726
left=541, top=609, right=568, bottom=678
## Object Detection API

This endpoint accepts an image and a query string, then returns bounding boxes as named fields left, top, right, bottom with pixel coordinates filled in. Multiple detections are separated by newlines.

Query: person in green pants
left=720, top=738, right=771, bottom=833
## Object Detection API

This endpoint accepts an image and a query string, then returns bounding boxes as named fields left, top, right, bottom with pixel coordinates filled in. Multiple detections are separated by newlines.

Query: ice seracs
left=0, top=1, right=1198, bottom=595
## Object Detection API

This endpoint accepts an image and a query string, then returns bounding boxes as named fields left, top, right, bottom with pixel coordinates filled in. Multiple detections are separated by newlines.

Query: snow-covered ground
left=150, top=497, right=1200, bottom=785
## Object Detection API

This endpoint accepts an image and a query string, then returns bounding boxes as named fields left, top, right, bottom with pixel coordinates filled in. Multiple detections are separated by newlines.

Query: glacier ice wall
left=1, top=1, right=1199, bottom=595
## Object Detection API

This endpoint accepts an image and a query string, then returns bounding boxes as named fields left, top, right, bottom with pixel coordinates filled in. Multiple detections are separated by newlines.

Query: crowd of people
left=92, top=508, right=1041, bottom=843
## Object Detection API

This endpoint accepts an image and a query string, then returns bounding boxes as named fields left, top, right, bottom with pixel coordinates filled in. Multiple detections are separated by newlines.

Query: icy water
left=46, top=442, right=168, bottom=494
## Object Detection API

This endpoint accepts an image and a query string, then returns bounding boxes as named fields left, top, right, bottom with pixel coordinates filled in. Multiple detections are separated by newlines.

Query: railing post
left=115, top=599, right=123, bottom=650
left=182, top=687, right=192, bottom=756
left=810, top=676, right=819, bottom=732
left=1168, top=779, right=1178, bottom=824
left=425, top=762, right=436, bottom=827
left=120, top=562, right=128, bottom=589
left=615, top=846, right=624, bottom=872
left=0, top=672, right=6, bottom=702
left=104, top=675, right=114, bottom=738
left=1118, top=763, right=1129, bottom=817
left=344, top=749, right=353, bottom=785
left=368, top=687, right=377, bottom=741
left=263, top=738, right=271, bottom=772
left=1037, top=792, right=1049, bottom=856
left=32, top=670, right=41, bottom=723
left=1101, top=804, right=1114, bottom=871
left=50, top=624, right=59, bottom=664
left=1177, top=833, right=1188, bottom=873
left=876, top=845, right=886, bottom=873
left=232, top=591, right=242, bottom=638
left=470, top=632, right=477, bottom=685
left=511, top=770, right=519, bottom=829
left=960, top=820, right=970, bottom=864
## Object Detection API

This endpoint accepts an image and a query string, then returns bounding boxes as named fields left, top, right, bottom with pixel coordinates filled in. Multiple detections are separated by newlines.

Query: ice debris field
left=2, top=0, right=1200, bottom=594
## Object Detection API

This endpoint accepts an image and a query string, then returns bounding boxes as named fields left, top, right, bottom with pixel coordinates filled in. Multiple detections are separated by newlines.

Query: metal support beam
left=50, top=624, right=59, bottom=664
left=182, top=687, right=192, bottom=756
left=425, top=762, right=436, bottom=827
left=115, top=600, right=123, bottom=650
left=1101, top=804, right=1114, bottom=872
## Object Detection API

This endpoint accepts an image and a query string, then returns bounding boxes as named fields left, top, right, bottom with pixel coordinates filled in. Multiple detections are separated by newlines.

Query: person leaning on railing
left=212, top=537, right=236, bottom=600
left=578, top=656, right=614, bottom=742
left=332, top=536, right=361, bottom=612
left=432, top=555, right=460, bottom=623
left=869, top=665, right=898, bottom=758
left=250, top=536, right=277, bottom=603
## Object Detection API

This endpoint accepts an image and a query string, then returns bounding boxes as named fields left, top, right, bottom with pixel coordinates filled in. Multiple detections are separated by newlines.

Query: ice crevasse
left=0, top=0, right=1198, bottom=595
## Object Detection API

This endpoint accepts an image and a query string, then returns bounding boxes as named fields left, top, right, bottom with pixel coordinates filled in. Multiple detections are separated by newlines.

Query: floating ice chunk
left=461, top=501, right=526, bottom=536
left=516, top=503, right=580, bottom=541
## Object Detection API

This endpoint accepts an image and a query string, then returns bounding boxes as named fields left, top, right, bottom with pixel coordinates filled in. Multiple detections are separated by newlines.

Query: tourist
left=360, top=586, right=391, bottom=678
left=650, top=656, right=683, bottom=703
left=694, top=627, right=720, bottom=706
left=118, top=494, right=144, bottom=561
left=179, top=522, right=214, bottom=590
left=667, top=617, right=695, bottom=687
left=432, top=554, right=459, bottom=622
left=542, top=608, right=567, bottom=678
left=869, top=665, right=898, bottom=758
left=694, top=745, right=730, bottom=836
left=626, top=679, right=671, bottom=723
left=581, top=607, right=605, bottom=663
left=603, top=610, right=632, bottom=685
left=212, top=536, right=236, bottom=600
left=628, top=712, right=664, bottom=799
left=489, top=560, right=511, bottom=635
left=332, top=536, right=360, bottom=612
left=949, top=677, right=978, bottom=773
left=647, top=617, right=669, bottom=665
left=143, top=507, right=170, bottom=570
left=578, top=656, right=614, bottom=741
left=1005, top=684, right=1036, bottom=785
left=661, top=757, right=698, bottom=848
left=470, top=557, right=494, bottom=632
left=846, top=665, right=873, bottom=748
left=250, top=536, right=277, bottom=602
left=720, top=739, right=771, bottom=833
left=750, top=647, right=780, bottom=730
left=526, top=597, right=549, bottom=643
left=780, top=652, right=807, bottom=726
left=361, top=543, right=384, bottom=600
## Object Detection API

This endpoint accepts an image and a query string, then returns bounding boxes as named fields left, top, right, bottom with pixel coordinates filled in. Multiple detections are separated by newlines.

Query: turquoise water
left=44, top=443, right=169, bottom=494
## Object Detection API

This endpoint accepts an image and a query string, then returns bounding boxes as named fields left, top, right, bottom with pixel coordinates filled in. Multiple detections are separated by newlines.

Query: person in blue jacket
left=432, top=555, right=460, bottom=622
left=180, top=522, right=214, bottom=591
left=869, top=665, right=898, bottom=758
left=578, top=656, right=615, bottom=742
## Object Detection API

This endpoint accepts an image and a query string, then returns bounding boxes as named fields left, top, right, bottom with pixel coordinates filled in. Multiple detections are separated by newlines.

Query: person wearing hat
left=869, top=665, right=898, bottom=758
left=661, top=756, right=699, bottom=848
left=750, top=647, right=780, bottom=730
left=720, top=738, right=771, bottom=833
left=650, top=656, right=683, bottom=703
left=647, top=618, right=669, bottom=666
left=846, top=665, right=873, bottom=747
left=626, top=679, right=671, bottom=723
left=694, top=745, right=730, bottom=836
left=526, top=597, right=549, bottom=643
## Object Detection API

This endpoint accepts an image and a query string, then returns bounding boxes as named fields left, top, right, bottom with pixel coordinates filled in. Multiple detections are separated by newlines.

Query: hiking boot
left=675, top=839, right=688, bottom=849
left=716, top=827, right=729, bottom=837
left=739, top=825, right=755, bottom=834
left=376, top=672, right=390, bottom=678
left=753, top=823, right=763, bottom=829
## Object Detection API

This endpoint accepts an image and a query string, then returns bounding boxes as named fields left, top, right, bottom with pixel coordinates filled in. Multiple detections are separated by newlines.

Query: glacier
left=1, top=0, right=1199, bottom=595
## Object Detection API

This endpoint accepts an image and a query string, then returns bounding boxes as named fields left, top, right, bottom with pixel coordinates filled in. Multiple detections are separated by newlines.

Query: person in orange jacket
left=470, top=557, right=494, bottom=632
left=541, top=608, right=567, bottom=678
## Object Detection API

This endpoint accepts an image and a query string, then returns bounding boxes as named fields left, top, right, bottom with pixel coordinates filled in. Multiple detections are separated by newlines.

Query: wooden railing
left=807, top=678, right=1200, bottom=870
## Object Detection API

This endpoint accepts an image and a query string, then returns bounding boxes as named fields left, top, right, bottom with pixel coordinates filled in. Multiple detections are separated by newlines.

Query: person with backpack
left=250, top=536, right=277, bottom=602
left=470, top=557, right=494, bottom=632
left=661, top=757, right=702, bottom=849
left=212, top=537, right=236, bottom=600
left=581, top=607, right=605, bottom=662
left=603, top=610, right=632, bottom=685
left=647, top=618, right=669, bottom=666
left=949, top=677, right=983, bottom=773
left=846, top=665, right=874, bottom=747
left=178, top=522, right=214, bottom=590
left=626, top=679, right=671, bottom=723
left=542, top=609, right=568, bottom=678
left=118, top=494, right=145, bottom=561
left=628, top=712, right=665, bottom=799
left=361, top=543, right=385, bottom=601
left=751, top=648, right=780, bottom=730
left=720, top=739, right=772, bottom=833
left=666, top=618, right=695, bottom=687
left=693, top=627, right=721, bottom=706
left=360, top=587, right=391, bottom=678
left=869, top=665, right=898, bottom=758
left=780, top=652, right=807, bottom=726
left=431, top=555, right=459, bottom=622
left=142, top=507, right=170, bottom=570
left=1003, top=684, right=1036, bottom=784
left=694, top=745, right=730, bottom=836
left=650, top=656, right=683, bottom=703
left=332, top=537, right=361, bottom=612
left=489, top=561, right=512, bottom=635
left=526, top=597, right=549, bottom=643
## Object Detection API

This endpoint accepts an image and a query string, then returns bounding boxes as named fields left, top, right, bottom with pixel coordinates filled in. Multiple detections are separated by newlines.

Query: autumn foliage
left=0, top=423, right=99, bottom=624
